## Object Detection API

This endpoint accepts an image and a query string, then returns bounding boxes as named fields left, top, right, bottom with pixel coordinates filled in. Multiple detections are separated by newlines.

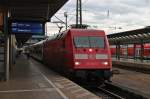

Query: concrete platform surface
left=112, top=67, right=150, bottom=98
left=0, top=55, right=100, bottom=99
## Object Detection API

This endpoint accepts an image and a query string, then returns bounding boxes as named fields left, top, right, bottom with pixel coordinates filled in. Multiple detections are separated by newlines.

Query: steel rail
left=97, top=86, right=125, bottom=99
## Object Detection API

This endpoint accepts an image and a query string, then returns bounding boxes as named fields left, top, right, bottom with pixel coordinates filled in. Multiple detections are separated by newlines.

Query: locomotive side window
left=74, top=36, right=105, bottom=48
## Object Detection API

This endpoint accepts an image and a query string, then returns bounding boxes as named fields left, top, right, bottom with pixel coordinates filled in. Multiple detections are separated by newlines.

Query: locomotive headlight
left=103, top=62, right=108, bottom=65
left=89, top=49, right=93, bottom=52
left=75, top=62, right=80, bottom=65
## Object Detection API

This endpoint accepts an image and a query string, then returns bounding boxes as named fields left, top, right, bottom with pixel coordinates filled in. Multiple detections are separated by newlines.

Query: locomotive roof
left=69, top=29, right=105, bottom=33
left=46, top=29, right=93, bottom=40
left=46, top=29, right=105, bottom=41
left=30, top=29, right=106, bottom=46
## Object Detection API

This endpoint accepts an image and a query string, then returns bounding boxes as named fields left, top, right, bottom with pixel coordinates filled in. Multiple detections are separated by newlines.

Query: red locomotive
left=110, top=44, right=150, bottom=59
left=30, top=29, right=112, bottom=83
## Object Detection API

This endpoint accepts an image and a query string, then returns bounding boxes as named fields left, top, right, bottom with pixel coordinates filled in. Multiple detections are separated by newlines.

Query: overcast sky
left=46, top=0, right=150, bottom=35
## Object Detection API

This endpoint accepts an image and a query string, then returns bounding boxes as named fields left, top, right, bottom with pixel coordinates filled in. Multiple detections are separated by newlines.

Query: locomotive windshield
left=74, top=36, right=105, bottom=48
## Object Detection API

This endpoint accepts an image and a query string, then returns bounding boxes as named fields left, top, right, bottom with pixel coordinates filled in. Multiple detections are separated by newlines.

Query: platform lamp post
left=64, top=12, right=68, bottom=30
left=3, top=9, right=10, bottom=81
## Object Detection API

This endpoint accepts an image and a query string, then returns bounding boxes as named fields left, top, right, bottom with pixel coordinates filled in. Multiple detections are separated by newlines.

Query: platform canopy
left=0, top=0, right=68, bottom=21
left=107, top=27, right=150, bottom=45
left=0, top=0, right=68, bottom=45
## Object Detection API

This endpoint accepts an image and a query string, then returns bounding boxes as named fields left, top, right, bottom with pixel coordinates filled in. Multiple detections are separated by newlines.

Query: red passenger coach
left=30, top=29, right=112, bottom=83
left=110, top=44, right=150, bottom=59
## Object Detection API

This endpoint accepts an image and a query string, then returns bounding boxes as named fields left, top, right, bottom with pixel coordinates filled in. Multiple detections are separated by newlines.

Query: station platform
left=112, top=58, right=150, bottom=73
left=0, top=55, right=100, bottom=99
left=112, top=67, right=150, bottom=98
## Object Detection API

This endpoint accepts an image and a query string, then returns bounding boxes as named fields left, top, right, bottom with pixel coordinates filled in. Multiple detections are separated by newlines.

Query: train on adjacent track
left=110, top=44, right=150, bottom=59
left=29, top=29, right=112, bottom=84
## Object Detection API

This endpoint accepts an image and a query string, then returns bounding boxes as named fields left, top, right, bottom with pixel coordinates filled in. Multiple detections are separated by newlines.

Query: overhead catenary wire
left=52, top=0, right=90, bottom=27
left=54, top=15, right=65, bottom=24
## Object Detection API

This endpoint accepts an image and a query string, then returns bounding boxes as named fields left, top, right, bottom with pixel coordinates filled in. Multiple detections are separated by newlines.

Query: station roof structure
left=0, top=0, right=68, bottom=21
left=0, top=0, right=68, bottom=45
left=107, top=27, right=150, bottom=45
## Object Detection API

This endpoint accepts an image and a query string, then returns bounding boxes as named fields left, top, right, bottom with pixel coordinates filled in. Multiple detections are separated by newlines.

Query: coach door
left=0, top=12, right=5, bottom=80
left=135, top=48, right=140, bottom=58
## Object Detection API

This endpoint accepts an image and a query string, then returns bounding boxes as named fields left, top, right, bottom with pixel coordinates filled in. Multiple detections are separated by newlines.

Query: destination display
left=11, top=22, right=44, bottom=35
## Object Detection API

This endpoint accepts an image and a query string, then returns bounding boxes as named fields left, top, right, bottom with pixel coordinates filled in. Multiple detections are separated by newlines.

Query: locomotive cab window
left=74, top=36, right=105, bottom=48
left=74, top=37, right=89, bottom=47
left=89, top=37, right=104, bottom=48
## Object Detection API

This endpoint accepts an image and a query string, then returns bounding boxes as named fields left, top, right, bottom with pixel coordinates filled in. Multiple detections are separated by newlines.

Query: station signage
left=11, top=21, right=44, bottom=35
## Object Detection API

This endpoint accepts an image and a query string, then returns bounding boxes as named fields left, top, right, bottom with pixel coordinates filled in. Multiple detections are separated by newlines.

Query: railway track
left=78, top=81, right=148, bottom=99
left=94, top=86, right=124, bottom=99
left=97, top=82, right=148, bottom=99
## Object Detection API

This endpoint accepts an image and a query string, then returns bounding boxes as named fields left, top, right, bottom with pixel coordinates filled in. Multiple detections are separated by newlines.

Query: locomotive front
left=70, top=29, right=112, bottom=82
